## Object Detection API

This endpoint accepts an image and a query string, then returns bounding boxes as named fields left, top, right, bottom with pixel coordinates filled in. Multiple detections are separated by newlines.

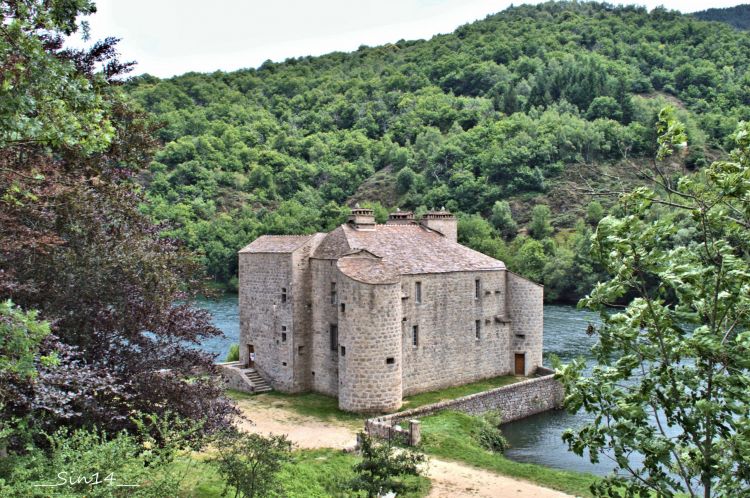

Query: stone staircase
left=244, top=368, right=272, bottom=393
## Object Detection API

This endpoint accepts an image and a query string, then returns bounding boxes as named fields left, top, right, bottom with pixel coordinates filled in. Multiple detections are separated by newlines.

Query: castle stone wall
left=239, top=252, right=294, bottom=390
left=365, top=368, right=564, bottom=445
left=400, top=270, right=510, bottom=396
left=289, top=237, right=322, bottom=392
left=338, top=273, right=403, bottom=413
left=310, top=259, right=340, bottom=397
left=506, top=271, right=544, bottom=375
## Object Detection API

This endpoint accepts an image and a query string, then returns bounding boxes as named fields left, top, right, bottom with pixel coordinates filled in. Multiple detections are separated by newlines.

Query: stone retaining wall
left=216, top=362, right=255, bottom=393
left=365, top=367, right=563, bottom=446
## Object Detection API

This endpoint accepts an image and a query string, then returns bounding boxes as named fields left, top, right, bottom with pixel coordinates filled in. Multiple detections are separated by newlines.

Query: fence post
left=409, top=420, right=421, bottom=446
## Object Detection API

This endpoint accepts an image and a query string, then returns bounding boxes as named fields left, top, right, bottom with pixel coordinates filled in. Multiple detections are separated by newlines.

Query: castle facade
left=238, top=207, right=543, bottom=413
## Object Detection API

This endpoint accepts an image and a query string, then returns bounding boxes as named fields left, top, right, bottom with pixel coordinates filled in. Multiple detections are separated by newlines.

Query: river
left=196, top=296, right=611, bottom=476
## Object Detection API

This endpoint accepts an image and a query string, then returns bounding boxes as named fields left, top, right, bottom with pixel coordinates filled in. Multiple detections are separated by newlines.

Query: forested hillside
left=126, top=1, right=750, bottom=301
left=694, top=4, right=750, bottom=30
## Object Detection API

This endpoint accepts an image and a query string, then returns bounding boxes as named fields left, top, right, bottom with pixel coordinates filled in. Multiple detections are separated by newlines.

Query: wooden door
left=248, top=345, right=255, bottom=368
left=514, top=353, right=525, bottom=376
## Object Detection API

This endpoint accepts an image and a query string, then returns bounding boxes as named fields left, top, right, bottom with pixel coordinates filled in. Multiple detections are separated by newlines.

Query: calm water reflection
left=196, top=295, right=239, bottom=359
left=196, top=297, right=612, bottom=476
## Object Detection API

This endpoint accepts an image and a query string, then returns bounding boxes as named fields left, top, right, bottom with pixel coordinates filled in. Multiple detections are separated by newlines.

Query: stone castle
left=238, top=207, right=543, bottom=413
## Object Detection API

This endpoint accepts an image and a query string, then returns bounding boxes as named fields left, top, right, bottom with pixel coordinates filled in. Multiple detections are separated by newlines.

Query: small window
left=386, top=357, right=395, bottom=365
left=282, top=362, right=287, bottom=366
left=298, top=345, right=305, bottom=355
left=475, top=279, right=481, bottom=300
left=475, top=320, right=481, bottom=339
left=415, top=282, right=422, bottom=304
left=340, top=346, right=346, bottom=356
left=412, top=325, right=419, bottom=347
left=281, top=325, right=287, bottom=331
left=281, top=287, right=287, bottom=303
left=340, top=303, right=346, bottom=313
left=330, top=282, right=337, bottom=304
left=329, top=324, right=338, bottom=351
left=281, top=332, right=287, bottom=342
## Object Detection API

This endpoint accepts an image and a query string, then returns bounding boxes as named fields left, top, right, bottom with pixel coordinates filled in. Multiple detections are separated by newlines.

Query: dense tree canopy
left=694, top=4, right=750, bottom=31
left=0, top=0, right=234, bottom=442
left=126, top=2, right=750, bottom=301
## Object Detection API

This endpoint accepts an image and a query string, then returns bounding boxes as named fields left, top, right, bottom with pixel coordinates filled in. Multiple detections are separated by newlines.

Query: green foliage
left=0, top=413, right=198, bottom=497
left=490, top=201, right=518, bottom=239
left=585, top=201, right=605, bottom=226
left=225, top=343, right=239, bottom=362
left=349, top=432, right=425, bottom=498
left=514, top=238, right=548, bottom=282
left=529, top=204, right=553, bottom=240
left=557, top=118, right=750, bottom=496
left=124, top=2, right=750, bottom=290
left=210, top=430, right=292, bottom=498
left=476, top=410, right=510, bottom=453
left=0, top=300, right=53, bottom=380
left=177, top=447, right=431, bottom=498
left=694, top=5, right=750, bottom=31
left=0, top=1, right=115, bottom=153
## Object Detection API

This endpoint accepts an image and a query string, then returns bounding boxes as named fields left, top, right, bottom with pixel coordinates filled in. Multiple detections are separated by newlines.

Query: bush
left=226, top=343, right=240, bottom=362
left=210, top=429, right=292, bottom=498
left=476, top=411, right=510, bottom=453
left=349, top=432, right=426, bottom=498
left=0, top=413, right=198, bottom=497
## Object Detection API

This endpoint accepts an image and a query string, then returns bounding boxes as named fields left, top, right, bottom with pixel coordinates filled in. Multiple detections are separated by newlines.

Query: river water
left=195, top=296, right=611, bottom=476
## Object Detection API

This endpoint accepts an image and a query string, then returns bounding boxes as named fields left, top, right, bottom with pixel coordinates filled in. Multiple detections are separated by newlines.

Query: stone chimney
left=420, top=207, right=457, bottom=242
left=386, top=208, right=415, bottom=225
left=347, top=204, right=376, bottom=230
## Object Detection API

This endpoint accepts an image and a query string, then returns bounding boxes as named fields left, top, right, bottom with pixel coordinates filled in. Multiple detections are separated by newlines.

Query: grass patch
left=227, top=389, right=365, bottom=426
left=400, top=375, right=520, bottom=411
left=176, top=448, right=430, bottom=497
left=228, top=375, right=521, bottom=425
left=419, top=410, right=598, bottom=497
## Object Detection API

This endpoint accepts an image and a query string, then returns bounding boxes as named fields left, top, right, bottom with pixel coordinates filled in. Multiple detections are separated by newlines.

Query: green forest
left=694, top=4, right=750, bottom=30
left=126, top=1, right=750, bottom=302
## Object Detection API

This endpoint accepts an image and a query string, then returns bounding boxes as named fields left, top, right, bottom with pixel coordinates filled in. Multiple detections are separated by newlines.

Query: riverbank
left=198, top=297, right=608, bottom=478
left=230, top=389, right=580, bottom=497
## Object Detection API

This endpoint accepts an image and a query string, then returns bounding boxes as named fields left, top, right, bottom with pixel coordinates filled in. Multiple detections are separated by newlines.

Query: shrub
left=349, top=432, right=426, bottom=498
left=0, top=413, right=198, bottom=497
left=226, top=344, right=240, bottom=362
left=476, top=410, right=510, bottom=453
left=210, top=429, right=292, bottom=498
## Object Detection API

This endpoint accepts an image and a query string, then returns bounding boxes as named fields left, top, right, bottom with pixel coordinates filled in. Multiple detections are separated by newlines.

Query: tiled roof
left=337, top=255, right=400, bottom=285
left=239, top=234, right=320, bottom=254
left=314, top=223, right=505, bottom=274
left=311, top=226, right=351, bottom=259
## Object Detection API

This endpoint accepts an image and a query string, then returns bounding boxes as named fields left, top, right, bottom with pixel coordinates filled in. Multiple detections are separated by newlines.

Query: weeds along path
left=234, top=394, right=572, bottom=498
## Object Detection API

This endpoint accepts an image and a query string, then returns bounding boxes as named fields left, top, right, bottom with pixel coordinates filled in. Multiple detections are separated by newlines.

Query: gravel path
left=234, top=396, right=572, bottom=498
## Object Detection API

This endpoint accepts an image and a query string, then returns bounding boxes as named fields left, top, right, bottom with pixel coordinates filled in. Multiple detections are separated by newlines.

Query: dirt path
left=424, top=458, right=571, bottom=498
left=234, top=398, right=572, bottom=498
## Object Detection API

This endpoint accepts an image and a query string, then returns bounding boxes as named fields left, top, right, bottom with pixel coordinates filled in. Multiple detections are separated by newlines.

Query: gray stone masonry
left=365, top=367, right=564, bottom=445
left=237, top=211, right=544, bottom=413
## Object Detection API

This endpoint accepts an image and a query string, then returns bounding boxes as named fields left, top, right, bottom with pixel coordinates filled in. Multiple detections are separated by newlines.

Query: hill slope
left=126, top=1, right=750, bottom=300
left=694, top=4, right=750, bottom=30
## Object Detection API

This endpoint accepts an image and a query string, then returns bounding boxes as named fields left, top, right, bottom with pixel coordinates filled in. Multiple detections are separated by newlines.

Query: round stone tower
left=336, top=255, right=402, bottom=413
